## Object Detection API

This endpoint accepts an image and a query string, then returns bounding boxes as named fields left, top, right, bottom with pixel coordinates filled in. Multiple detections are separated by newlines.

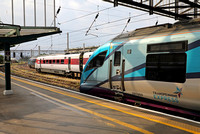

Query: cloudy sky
left=1, top=0, right=176, bottom=51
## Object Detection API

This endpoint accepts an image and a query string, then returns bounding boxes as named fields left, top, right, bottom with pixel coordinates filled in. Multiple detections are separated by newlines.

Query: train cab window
left=114, top=51, right=121, bottom=66
left=61, top=59, right=64, bottom=64
left=85, top=51, right=107, bottom=71
left=146, top=41, right=187, bottom=83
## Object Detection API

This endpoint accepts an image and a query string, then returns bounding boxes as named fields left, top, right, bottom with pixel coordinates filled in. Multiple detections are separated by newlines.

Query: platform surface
left=0, top=73, right=199, bottom=134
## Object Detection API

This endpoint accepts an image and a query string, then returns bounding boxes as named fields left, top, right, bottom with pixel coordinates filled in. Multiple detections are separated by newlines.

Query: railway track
left=4, top=63, right=80, bottom=91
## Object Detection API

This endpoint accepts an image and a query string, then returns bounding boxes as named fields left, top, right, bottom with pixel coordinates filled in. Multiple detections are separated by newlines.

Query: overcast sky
left=1, top=0, right=176, bottom=51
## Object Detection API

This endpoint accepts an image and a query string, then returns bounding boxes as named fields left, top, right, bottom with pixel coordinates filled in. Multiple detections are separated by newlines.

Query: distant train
left=35, top=52, right=93, bottom=77
left=80, top=18, right=200, bottom=114
left=28, top=57, right=36, bottom=68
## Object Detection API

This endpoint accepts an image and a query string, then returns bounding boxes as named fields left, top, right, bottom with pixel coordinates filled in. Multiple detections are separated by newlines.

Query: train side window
left=146, top=53, right=186, bottom=83
left=147, top=41, right=188, bottom=53
left=85, top=51, right=107, bottom=71
left=114, top=51, right=121, bottom=66
left=57, top=59, right=59, bottom=64
left=49, top=60, right=52, bottom=64
left=61, top=59, right=64, bottom=64
left=53, top=60, right=55, bottom=64
left=46, top=60, right=49, bottom=64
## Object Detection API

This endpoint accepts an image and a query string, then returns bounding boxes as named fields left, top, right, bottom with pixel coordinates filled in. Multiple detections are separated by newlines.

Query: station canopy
left=103, top=0, right=200, bottom=20
left=0, top=23, right=61, bottom=50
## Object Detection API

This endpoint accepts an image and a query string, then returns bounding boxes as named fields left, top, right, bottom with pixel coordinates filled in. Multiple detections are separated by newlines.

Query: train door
left=79, top=52, right=84, bottom=72
left=68, top=57, right=71, bottom=71
left=40, top=59, right=42, bottom=68
left=109, top=47, right=125, bottom=92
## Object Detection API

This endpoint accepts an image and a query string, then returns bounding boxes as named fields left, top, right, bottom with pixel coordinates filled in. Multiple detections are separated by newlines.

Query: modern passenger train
left=35, top=52, right=93, bottom=77
left=80, top=19, right=200, bottom=114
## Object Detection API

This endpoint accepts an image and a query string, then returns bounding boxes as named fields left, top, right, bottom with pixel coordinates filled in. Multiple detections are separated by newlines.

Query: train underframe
left=36, top=68, right=81, bottom=79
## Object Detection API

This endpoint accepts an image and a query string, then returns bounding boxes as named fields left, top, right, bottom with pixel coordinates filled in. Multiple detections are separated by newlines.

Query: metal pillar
left=67, top=33, right=69, bottom=53
left=34, top=0, right=36, bottom=27
left=44, top=0, right=46, bottom=27
left=31, top=49, right=33, bottom=57
left=23, top=0, right=26, bottom=26
left=149, top=0, right=153, bottom=15
left=38, top=46, right=40, bottom=56
left=54, top=0, right=56, bottom=27
left=11, top=0, right=14, bottom=25
left=3, top=44, right=13, bottom=95
left=83, top=43, right=85, bottom=51
left=194, top=0, right=198, bottom=18
left=175, top=0, right=179, bottom=20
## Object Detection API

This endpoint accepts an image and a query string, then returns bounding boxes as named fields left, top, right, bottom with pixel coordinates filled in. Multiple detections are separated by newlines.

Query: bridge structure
left=0, top=0, right=61, bottom=95
left=104, top=0, right=200, bottom=20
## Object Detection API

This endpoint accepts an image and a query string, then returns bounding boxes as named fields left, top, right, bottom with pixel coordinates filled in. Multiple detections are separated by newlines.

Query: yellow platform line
left=0, top=73, right=199, bottom=134
left=0, top=77, right=153, bottom=134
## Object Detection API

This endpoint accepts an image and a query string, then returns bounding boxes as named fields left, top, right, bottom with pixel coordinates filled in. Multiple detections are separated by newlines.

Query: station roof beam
left=0, top=23, right=61, bottom=50
left=103, top=0, right=200, bottom=20
left=0, top=23, right=61, bottom=95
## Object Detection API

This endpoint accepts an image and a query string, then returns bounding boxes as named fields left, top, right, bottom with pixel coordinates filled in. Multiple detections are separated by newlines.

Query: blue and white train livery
left=80, top=19, right=200, bottom=114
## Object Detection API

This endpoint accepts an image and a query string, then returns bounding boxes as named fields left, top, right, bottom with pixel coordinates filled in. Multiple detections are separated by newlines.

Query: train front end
left=80, top=42, right=116, bottom=97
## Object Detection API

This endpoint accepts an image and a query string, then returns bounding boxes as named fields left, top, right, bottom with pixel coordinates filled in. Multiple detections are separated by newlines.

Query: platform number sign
left=5, top=51, right=11, bottom=62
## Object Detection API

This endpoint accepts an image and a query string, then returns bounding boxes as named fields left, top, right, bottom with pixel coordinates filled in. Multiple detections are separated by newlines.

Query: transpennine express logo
left=153, top=87, right=183, bottom=103
left=174, top=87, right=183, bottom=98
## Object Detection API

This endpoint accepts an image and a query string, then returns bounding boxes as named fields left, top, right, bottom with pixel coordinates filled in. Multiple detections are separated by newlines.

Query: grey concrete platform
left=0, top=74, right=199, bottom=134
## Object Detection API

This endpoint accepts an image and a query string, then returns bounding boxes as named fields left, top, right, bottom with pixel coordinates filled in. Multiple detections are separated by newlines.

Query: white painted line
left=7, top=73, right=200, bottom=124
left=30, top=91, right=88, bottom=116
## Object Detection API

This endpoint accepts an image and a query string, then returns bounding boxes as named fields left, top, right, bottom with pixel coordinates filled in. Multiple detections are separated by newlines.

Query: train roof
left=113, top=18, right=200, bottom=40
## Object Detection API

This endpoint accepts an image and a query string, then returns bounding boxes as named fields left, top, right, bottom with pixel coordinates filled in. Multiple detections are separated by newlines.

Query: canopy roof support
left=0, top=23, right=61, bottom=95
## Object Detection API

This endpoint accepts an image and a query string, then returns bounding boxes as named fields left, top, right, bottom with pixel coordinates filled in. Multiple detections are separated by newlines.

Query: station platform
left=0, top=73, right=199, bottom=134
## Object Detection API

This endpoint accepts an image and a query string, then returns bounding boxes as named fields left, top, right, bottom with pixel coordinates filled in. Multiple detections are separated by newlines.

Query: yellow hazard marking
left=0, top=73, right=200, bottom=134
left=5, top=81, right=152, bottom=134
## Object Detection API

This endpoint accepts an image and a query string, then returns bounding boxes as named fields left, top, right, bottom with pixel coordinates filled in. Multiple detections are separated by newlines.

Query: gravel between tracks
left=7, top=63, right=80, bottom=91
